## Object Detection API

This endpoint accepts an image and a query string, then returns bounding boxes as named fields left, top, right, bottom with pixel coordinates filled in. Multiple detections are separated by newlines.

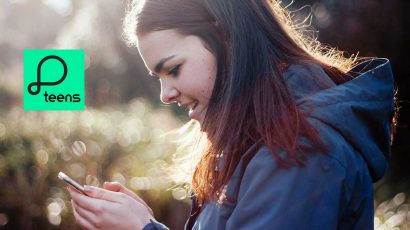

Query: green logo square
left=24, top=49, right=85, bottom=110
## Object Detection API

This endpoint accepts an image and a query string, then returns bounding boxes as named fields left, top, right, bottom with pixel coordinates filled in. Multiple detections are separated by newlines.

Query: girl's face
left=137, top=29, right=217, bottom=125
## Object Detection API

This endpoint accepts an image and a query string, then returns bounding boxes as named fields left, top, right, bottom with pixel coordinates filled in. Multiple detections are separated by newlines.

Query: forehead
left=137, top=29, right=204, bottom=70
left=138, top=30, right=186, bottom=67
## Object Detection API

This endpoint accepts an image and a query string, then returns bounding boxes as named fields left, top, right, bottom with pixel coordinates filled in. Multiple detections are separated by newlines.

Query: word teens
left=43, top=91, right=80, bottom=103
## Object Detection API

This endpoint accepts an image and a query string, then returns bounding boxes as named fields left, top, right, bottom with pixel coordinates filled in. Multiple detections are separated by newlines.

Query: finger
left=68, top=186, right=110, bottom=213
left=83, top=185, right=122, bottom=203
left=71, top=199, right=98, bottom=230
left=103, top=182, right=135, bottom=197
left=103, top=181, right=122, bottom=192
left=103, top=182, right=143, bottom=203
left=103, top=181, right=154, bottom=216
left=72, top=200, right=97, bottom=230
left=71, top=199, right=100, bottom=228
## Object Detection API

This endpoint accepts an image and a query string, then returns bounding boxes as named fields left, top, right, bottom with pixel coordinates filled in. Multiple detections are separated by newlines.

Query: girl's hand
left=68, top=185, right=154, bottom=230
left=102, top=181, right=153, bottom=217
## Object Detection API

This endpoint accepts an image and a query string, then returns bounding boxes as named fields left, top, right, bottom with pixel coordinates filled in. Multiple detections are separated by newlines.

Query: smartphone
left=58, top=171, right=88, bottom=196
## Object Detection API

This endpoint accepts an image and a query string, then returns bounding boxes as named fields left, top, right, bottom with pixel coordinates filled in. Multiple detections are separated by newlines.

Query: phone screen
left=58, top=171, right=87, bottom=196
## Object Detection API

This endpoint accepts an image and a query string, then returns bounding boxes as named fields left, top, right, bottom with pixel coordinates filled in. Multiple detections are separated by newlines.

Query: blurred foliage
left=0, top=100, right=191, bottom=229
left=0, top=101, right=409, bottom=229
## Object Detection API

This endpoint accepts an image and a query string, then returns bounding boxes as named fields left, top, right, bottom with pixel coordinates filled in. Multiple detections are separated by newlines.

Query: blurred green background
left=0, top=0, right=409, bottom=229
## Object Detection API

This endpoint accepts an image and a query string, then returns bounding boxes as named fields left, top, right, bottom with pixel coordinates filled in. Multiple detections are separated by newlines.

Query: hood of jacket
left=284, top=58, right=394, bottom=182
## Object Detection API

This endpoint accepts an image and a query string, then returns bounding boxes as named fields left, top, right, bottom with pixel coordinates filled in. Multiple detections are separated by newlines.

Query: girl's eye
left=167, top=64, right=181, bottom=77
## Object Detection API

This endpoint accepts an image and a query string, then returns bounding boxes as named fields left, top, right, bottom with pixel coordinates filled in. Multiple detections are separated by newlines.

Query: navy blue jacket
left=144, top=58, right=394, bottom=230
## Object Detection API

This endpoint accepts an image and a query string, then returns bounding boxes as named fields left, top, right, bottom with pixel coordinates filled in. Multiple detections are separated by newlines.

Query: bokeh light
left=71, top=140, right=86, bottom=157
left=85, top=174, right=100, bottom=187
left=171, top=187, right=187, bottom=201
left=35, top=149, right=49, bottom=165
left=312, top=2, right=331, bottom=28
left=42, top=0, right=73, bottom=17
left=111, top=173, right=126, bottom=185
left=130, top=177, right=151, bottom=190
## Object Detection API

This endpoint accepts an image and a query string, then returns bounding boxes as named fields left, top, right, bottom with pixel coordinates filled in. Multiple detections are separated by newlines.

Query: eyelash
left=167, top=64, right=181, bottom=77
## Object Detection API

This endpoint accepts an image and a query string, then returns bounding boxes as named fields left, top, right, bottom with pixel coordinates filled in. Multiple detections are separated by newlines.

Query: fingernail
left=83, top=185, right=93, bottom=193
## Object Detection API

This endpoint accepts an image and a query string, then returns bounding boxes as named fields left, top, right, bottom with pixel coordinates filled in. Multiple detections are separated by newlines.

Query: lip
left=179, top=101, right=201, bottom=120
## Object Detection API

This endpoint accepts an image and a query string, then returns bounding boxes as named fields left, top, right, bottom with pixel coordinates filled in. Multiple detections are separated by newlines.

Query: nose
left=160, top=80, right=179, bottom=104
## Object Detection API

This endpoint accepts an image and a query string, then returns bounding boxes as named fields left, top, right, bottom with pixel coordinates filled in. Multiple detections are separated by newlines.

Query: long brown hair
left=124, top=0, right=358, bottom=205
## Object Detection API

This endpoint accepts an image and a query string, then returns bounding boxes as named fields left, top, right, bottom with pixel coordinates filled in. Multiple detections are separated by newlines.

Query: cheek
left=198, top=59, right=217, bottom=98
left=197, top=70, right=215, bottom=99
left=203, top=77, right=215, bottom=98
left=183, top=61, right=216, bottom=99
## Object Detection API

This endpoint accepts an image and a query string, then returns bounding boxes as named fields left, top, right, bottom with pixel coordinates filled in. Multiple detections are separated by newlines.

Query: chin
left=191, top=109, right=207, bottom=130
left=189, top=116, right=204, bottom=129
left=197, top=117, right=206, bottom=130
left=192, top=118, right=202, bottom=126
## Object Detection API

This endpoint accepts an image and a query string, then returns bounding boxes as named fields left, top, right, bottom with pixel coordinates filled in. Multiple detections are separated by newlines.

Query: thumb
left=103, top=182, right=154, bottom=216
left=103, top=182, right=136, bottom=198
left=83, top=185, right=119, bottom=202
left=103, top=181, right=122, bottom=192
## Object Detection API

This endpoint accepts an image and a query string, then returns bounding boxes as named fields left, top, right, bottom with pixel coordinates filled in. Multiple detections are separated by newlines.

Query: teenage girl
left=68, top=0, right=395, bottom=229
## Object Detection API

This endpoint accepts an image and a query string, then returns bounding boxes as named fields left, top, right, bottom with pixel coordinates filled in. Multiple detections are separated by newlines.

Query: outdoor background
left=0, top=0, right=409, bottom=229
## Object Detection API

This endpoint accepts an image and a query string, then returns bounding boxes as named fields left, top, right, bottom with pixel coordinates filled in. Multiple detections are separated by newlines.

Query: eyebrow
left=149, top=55, right=176, bottom=76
